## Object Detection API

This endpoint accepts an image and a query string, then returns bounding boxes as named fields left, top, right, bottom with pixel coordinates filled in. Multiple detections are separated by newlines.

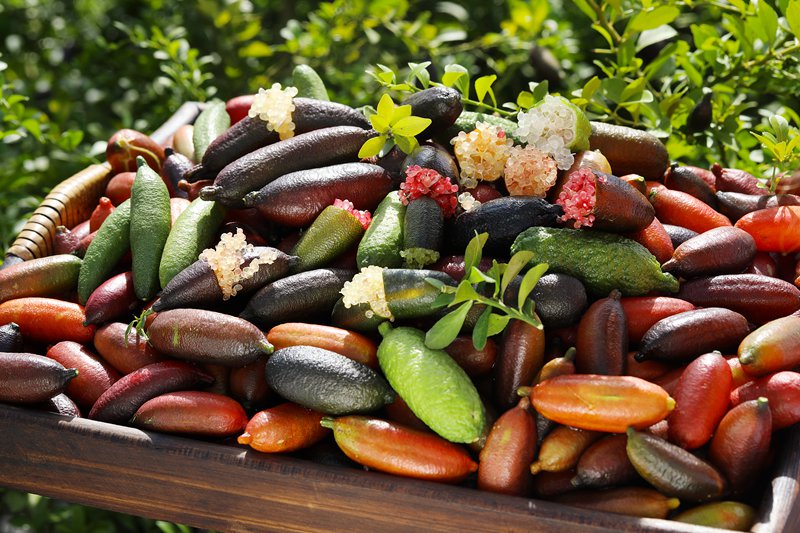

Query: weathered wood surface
left=0, top=404, right=797, bottom=532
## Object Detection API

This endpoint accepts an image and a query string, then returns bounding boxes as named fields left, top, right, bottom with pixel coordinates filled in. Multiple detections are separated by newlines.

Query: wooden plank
left=0, top=404, right=740, bottom=533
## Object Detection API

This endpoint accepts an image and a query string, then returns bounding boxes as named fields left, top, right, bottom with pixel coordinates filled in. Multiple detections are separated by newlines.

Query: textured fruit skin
left=357, top=191, right=406, bottom=269
left=624, top=216, right=674, bottom=265
left=148, top=308, right=272, bottom=367
left=88, top=361, right=214, bottom=423
left=158, top=198, right=225, bottom=289
left=667, top=352, right=732, bottom=449
left=130, top=158, right=172, bottom=300
left=588, top=121, right=669, bottom=181
left=78, top=199, right=132, bottom=304
left=267, top=322, right=378, bottom=369
left=493, top=319, right=545, bottom=410
left=84, top=271, right=139, bottom=326
left=94, top=322, right=164, bottom=375
left=716, top=191, right=800, bottom=222
left=444, top=336, right=497, bottom=378
left=292, top=64, right=330, bottom=101
left=46, top=341, right=119, bottom=410
left=531, top=374, right=674, bottom=433
left=709, top=398, right=771, bottom=494
left=478, top=398, right=537, bottom=496
left=327, top=415, right=477, bottom=484
left=738, top=316, right=800, bottom=376
left=382, top=269, right=456, bottom=320
left=635, top=307, right=750, bottom=363
left=678, top=274, right=800, bottom=325
left=200, top=126, right=376, bottom=208
left=402, top=196, right=443, bottom=268
left=90, top=197, right=115, bottom=233
left=265, top=346, right=395, bottom=415
left=0, top=323, right=23, bottom=353
left=36, top=393, right=81, bottom=417
left=730, top=371, right=800, bottom=430
left=0, top=254, right=82, bottom=304
left=228, top=358, right=271, bottom=411
left=106, top=129, right=165, bottom=174
left=662, top=227, right=756, bottom=278
left=378, top=325, right=486, bottom=444
left=619, top=296, right=696, bottom=345
left=650, top=188, right=732, bottom=234
left=712, top=163, right=768, bottom=196
left=673, top=501, right=757, bottom=530
left=132, top=391, right=247, bottom=437
left=579, top=171, right=656, bottom=233
left=193, top=100, right=230, bottom=164
left=575, top=289, right=627, bottom=376
left=734, top=205, right=800, bottom=253
left=0, top=297, right=95, bottom=345
left=161, top=150, right=192, bottom=199
left=291, top=206, right=366, bottom=273
left=238, top=402, right=328, bottom=453
left=511, top=226, right=678, bottom=297
left=0, top=352, right=78, bottom=404
left=664, top=165, right=718, bottom=208
left=553, top=487, right=680, bottom=519
left=531, top=426, right=602, bottom=474
left=401, top=86, right=463, bottom=140
left=104, top=172, right=136, bottom=205
left=244, top=163, right=392, bottom=228
left=626, top=427, right=727, bottom=502
left=572, top=434, right=638, bottom=489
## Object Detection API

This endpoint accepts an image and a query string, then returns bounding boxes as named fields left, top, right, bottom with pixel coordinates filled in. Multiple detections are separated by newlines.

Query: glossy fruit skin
left=712, top=163, right=768, bottom=196
left=267, top=322, right=378, bottom=369
left=575, top=289, right=627, bottom=376
left=83, top=271, right=139, bottom=326
left=738, top=315, right=800, bottom=376
left=88, top=360, right=214, bottom=424
left=730, top=371, right=800, bottom=430
left=734, top=205, right=800, bottom=253
left=106, top=129, right=165, bottom=174
left=0, top=254, right=83, bottom=304
left=46, top=341, right=120, bottom=410
left=327, top=415, right=477, bottom=484
left=664, top=165, right=717, bottom=208
left=649, top=188, right=732, bottom=234
left=477, top=398, right=537, bottom=496
left=0, top=352, right=78, bottom=404
left=444, top=336, right=497, bottom=378
left=709, top=397, right=771, bottom=494
left=93, top=322, right=164, bottom=375
left=291, top=206, right=366, bottom=273
left=619, top=296, right=695, bottom=345
left=553, top=487, right=680, bottom=519
left=0, top=323, right=23, bottom=353
left=493, top=319, right=545, bottom=410
left=132, top=391, right=248, bottom=437
left=0, top=297, right=95, bottom=345
left=78, top=199, right=132, bottom=304
left=531, top=374, right=674, bottom=433
left=662, top=226, right=756, bottom=278
left=588, top=121, right=669, bottom=181
left=626, top=427, right=727, bottom=502
left=238, top=402, right=329, bottom=452
left=673, top=501, right=757, bottom=530
left=625, top=216, right=674, bottom=265
left=147, top=308, right=272, bottom=367
left=105, top=171, right=136, bottom=205
left=572, top=434, right=638, bottom=489
left=667, top=352, right=732, bottom=449
left=531, top=426, right=602, bottom=474
left=228, top=357, right=271, bottom=411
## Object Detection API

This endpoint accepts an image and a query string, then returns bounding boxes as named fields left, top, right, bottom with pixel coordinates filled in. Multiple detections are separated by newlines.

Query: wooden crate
left=1, top=104, right=799, bottom=532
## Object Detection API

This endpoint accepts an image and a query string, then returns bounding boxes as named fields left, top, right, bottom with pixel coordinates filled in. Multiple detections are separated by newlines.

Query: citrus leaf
left=467, top=265, right=495, bottom=285
left=486, top=313, right=512, bottom=336
left=475, top=74, right=497, bottom=106
left=392, top=116, right=432, bottom=136
left=463, top=232, right=488, bottom=274
left=629, top=6, right=680, bottom=32
left=442, top=71, right=465, bottom=88
left=376, top=93, right=395, bottom=118
left=472, top=306, right=492, bottom=350
left=378, top=137, right=396, bottom=158
left=501, top=250, right=534, bottom=298
left=391, top=104, right=412, bottom=123
left=369, top=114, right=390, bottom=132
left=393, top=134, right=418, bottom=154
left=425, top=301, right=473, bottom=349
left=517, top=263, right=548, bottom=311
left=452, top=280, right=481, bottom=305
left=358, top=135, right=387, bottom=159
left=788, top=0, right=800, bottom=40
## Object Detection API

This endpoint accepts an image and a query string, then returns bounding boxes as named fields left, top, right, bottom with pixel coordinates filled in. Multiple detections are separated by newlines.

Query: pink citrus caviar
left=556, top=168, right=604, bottom=228
left=398, top=165, right=459, bottom=218
left=333, top=198, right=372, bottom=230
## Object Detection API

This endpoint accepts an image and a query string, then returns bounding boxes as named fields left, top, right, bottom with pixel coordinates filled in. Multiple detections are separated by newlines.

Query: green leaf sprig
left=358, top=93, right=432, bottom=158
left=751, top=113, right=800, bottom=193
left=423, top=232, right=547, bottom=351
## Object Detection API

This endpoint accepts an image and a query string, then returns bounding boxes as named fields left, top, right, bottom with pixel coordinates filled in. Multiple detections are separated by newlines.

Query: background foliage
left=1, top=0, right=799, bottom=529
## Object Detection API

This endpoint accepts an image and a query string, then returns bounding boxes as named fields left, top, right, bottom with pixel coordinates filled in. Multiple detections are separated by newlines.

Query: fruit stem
left=320, top=417, right=335, bottom=429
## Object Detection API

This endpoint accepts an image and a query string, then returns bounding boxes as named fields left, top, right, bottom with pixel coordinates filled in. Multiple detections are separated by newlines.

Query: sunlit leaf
left=501, top=250, right=534, bottom=297
left=376, top=93, right=395, bottom=118
left=486, top=313, right=512, bottom=336
left=787, top=0, right=800, bottom=40
left=628, top=6, right=680, bottom=32
left=463, top=232, right=488, bottom=274
left=358, top=135, right=387, bottom=158
left=472, top=306, right=492, bottom=350
left=392, top=116, right=431, bottom=136
left=452, top=280, right=481, bottom=304
left=518, top=263, right=548, bottom=311
left=475, top=75, right=497, bottom=106
left=424, top=301, right=473, bottom=349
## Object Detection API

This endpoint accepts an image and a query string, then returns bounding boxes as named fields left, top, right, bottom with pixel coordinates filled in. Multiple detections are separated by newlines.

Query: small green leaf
left=392, top=116, right=432, bottom=136
left=358, top=135, right=387, bottom=159
left=444, top=64, right=470, bottom=97
left=518, top=263, right=548, bottom=311
left=629, top=6, right=680, bottom=32
left=393, top=134, right=418, bottom=154
left=425, top=301, right=473, bottom=349
left=486, top=313, right=512, bottom=336
left=501, top=250, right=534, bottom=298
left=787, top=0, right=800, bottom=39
left=472, top=306, right=492, bottom=350
left=369, top=114, right=390, bottom=132
left=407, top=61, right=432, bottom=87
left=391, top=104, right=412, bottom=123
left=463, top=232, right=488, bottom=274
left=757, top=0, right=778, bottom=45
left=431, top=292, right=454, bottom=308
left=581, top=76, right=601, bottom=101
left=452, top=280, right=482, bottom=305
left=468, top=265, right=495, bottom=285
left=516, top=90, right=535, bottom=109
left=531, top=80, right=549, bottom=103
left=475, top=75, right=497, bottom=106
left=378, top=138, right=396, bottom=158
left=376, top=93, right=395, bottom=118
left=442, top=71, right=465, bottom=88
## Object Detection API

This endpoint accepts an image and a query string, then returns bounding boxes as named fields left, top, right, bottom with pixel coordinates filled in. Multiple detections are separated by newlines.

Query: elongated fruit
left=78, top=199, right=131, bottom=304
left=661, top=226, right=756, bottom=278
left=626, top=427, right=726, bottom=502
left=132, top=391, right=247, bottom=437
left=531, top=374, right=675, bottom=433
left=357, top=191, right=406, bottom=268
left=377, top=324, right=486, bottom=443
left=575, top=289, right=627, bottom=376
left=323, top=415, right=477, bottom=484
left=738, top=316, right=800, bottom=376
left=130, top=157, right=172, bottom=300
left=0, top=352, right=78, bottom=404
left=673, top=501, right=756, bottom=531
left=730, top=371, right=800, bottom=429
left=83, top=271, right=139, bottom=326
left=88, top=361, right=214, bottom=423
left=493, top=319, right=545, bottom=410
left=267, top=322, right=378, bottom=369
left=94, top=322, right=164, bottom=375
left=619, top=296, right=695, bottom=345
left=572, top=434, right=638, bottom=489
left=0, top=254, right=82, bottom=304
left=478, top=398, right=537, bottom=495
left=46, top=341, right=119, bottom=410
left=530, top=426, right=602, bottom=474
left=147, top=308, right=272, bottom=367
left=193, top=100, right=231, bottom=163
left=264, top=345, right=394, bottom=415
left=238, top=402, right=329, bottom=453
left=0, top=297, right=95, bottom=344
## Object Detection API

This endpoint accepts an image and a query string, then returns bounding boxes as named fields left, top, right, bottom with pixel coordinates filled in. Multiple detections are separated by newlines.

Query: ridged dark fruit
left=401, top=143, right=459, bottom=183
left=148, top=308, right=273, bottom=366
left=243, top=163, right=392, bottom=227
left=0, top=323, right=23, bottom=353
left=265, top=346, right=395, bottom=415
left=401, top=86, right=463, bottom=139
left=662, top=227, right=756, bottom=279
left=0, top=352, right=78, bottom=404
